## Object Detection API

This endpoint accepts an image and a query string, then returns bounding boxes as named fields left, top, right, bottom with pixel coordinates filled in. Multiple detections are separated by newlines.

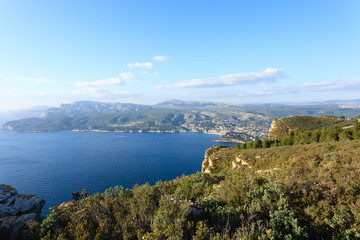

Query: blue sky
left=0, top=0, right=359, bottom=110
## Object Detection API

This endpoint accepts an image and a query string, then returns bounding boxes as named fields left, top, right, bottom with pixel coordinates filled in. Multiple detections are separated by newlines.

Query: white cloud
left=128, top=62, right=154, bottom=69
left=154, top=85, right=163, bottom=90
left=72, top=72, right=139, bottom=103
left=252, top=78, right=360, bottom=96
left=76, top=72, right=135, bottom=88
left=162, top=68, right=286, bottom=89
left=76, top=77, right=124, bottom=88
left=0, top=87, right=139, bottom=110
left=118, top=72, right=135, bottom=80
left=20, top=77, right=52, bottom=83
left=73, top=86, right=134, bottom=98
left=153, top=56, right=170, bottom=62
left=302, top=81, right=333, bottom=87
left=302, top=78, right=360, bottom=91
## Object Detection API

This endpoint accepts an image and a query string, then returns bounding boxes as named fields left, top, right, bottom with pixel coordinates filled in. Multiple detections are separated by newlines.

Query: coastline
left=3, top=128, right=248, bottom=143
left=215, top=138, right=244, bottom=143
left=71, top=128, right=226, bottom=136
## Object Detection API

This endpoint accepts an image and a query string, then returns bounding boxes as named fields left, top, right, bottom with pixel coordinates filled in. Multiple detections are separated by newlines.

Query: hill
left=2, top=101, right=270, bottom=138
left=14, top=121, right=360, bottom=240
left=268, top=115, right=353, bottom=139
left=0, top=106, right=52, bottom=124
left=2, top=100, right=360, bottom=142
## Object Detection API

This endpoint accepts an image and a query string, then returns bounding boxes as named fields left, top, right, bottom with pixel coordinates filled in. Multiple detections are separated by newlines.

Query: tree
left=253, top=139, right=262, bottom=148
left=234, top=143, right=240, bottom=149
left=353, top=120, right=360, bottom=140
left=72, top=191, right=81, bottom=201
left=262, top=139, right=271, bottom=148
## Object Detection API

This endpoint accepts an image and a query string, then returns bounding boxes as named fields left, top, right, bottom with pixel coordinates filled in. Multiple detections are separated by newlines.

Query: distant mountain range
left=0, top=106, right=53, bottom=124
left=2, top=100, right=360, bottom=141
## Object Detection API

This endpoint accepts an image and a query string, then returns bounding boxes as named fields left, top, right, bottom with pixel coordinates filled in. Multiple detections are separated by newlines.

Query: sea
left=0, top=129, right=233, bottom=215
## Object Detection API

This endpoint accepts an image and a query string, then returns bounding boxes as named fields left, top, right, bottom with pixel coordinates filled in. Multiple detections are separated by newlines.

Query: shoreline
left=4, top=128, right=246, bottom=143
left=72, top=129, right=226, bottom=136
left=215, top=139, right=244, bottom=143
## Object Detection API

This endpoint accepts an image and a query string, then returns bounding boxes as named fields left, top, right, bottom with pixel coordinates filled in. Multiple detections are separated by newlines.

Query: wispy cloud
left=160, top=68, right=286, bottom=89
left=76, top=72, right=135, bottom=88
left=0, top=87, right=138, bottom=110
left=128, top=62, right=154, bottom=69
left=252, top=78, right=360, bottom=96
left=20, top=77, right=52, bottom=83
left=73, top=86, right=135, bottom=98
left=301, top=79, right=360, bottom=91
left=76, top=77, right=125, bottom=88
left=153, top=56, right=170, bottom=62
left=72, top=72, right=139, bottom=103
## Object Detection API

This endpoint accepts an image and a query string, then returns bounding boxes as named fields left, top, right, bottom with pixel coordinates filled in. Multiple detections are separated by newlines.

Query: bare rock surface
left=0, top=184, right=45, bottom=239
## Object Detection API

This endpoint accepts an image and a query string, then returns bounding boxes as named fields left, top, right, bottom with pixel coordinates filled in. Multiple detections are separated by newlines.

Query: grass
left=205, top=140, right=360, bottom=174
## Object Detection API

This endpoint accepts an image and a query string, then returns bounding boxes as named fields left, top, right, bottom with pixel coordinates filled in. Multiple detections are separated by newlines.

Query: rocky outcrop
left=232, top=156, right=252, bottom=169
left=0, top=185, right=45, bottom=239
left=268, top=118, right=291, bottom=139
left=202, top=146, right=216, bottom=174
left=268, top=115, right=354, bottom=139
left=202, top=145, right=239, bottom=174
left=255, top=168, right=280, bottom=174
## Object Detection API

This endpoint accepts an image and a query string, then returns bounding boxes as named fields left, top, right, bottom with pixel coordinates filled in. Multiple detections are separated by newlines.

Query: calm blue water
left=0, top=129, right=232, bottom=215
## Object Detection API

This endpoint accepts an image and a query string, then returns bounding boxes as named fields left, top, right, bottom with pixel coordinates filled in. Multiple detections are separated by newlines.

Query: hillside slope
left=18, top=135, right=360, bottom=239
left=2, top=101, right=270, bottom=138
left=4, top=114, right=360, bottom=240
left=202, top=140, right=360, bottom=174
left=3, top=101, right=360, bottom=143
left=268, top=115, right=353, bottom=139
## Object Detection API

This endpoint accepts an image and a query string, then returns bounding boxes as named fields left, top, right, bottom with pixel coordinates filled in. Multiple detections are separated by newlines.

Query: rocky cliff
left=268, top=115, right=353, bottom=139
left=0, top=185, right=45, bottom=239
left=201, top=145, right=258, bottom=174
left=268, top=118, right=292, bottom=139
left=202, top=145, right=238, bottom=174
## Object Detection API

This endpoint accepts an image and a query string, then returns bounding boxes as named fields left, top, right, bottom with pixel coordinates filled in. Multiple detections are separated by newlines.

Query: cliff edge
left=202, top=145, right=238, bottom=174
left=0, top=185, right=45, bottom=239
left=268, top=115, right=353, bottom=139
left=268, top=118, right=292, bottom=139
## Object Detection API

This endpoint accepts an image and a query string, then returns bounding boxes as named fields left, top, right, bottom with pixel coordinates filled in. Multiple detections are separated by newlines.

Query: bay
left=0, top=129, right=232, bottom=215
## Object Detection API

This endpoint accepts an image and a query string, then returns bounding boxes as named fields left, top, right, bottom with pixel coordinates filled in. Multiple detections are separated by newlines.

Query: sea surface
left=0, top=129, right=232, bottom=215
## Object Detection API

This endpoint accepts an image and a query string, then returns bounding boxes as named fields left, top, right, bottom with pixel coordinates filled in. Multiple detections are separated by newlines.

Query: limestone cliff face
left=0, top=185, right=45, bottom=239
left=268, top=115, right=354, bottom=139
left=202, top=146, right=217, bottom=174
left=202, top=145, right=256, bottom=174
left=201, top=145, right=238, bottom=174
left=268, top=118, right=291, bottom=139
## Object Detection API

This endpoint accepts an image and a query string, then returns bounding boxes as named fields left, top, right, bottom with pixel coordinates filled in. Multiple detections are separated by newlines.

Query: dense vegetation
left=242, top=119, right=360, bottom=150
left=20, top=122, right=360, bottom=239
left=268, top=115, right=353, bottom=139
left=279, top=115, right=352, bottom=130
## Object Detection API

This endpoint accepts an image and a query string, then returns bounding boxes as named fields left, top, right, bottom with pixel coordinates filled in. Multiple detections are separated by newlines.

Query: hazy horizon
left=1, top=98, right=360, bottom=114
left=1, top=1, right=359, bottom=110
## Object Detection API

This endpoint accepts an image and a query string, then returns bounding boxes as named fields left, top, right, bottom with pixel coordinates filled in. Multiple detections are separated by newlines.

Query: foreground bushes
left=241, top=120, right=360, bottom=149
left=22, top=140, right=360, bottom=239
